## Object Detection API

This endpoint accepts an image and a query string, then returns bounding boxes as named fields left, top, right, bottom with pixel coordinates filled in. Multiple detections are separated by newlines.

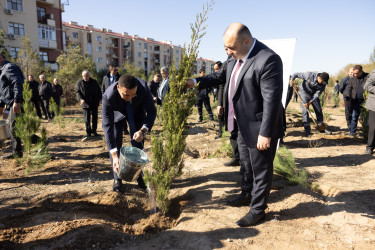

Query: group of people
left=2, top=21, right=374, bottom=229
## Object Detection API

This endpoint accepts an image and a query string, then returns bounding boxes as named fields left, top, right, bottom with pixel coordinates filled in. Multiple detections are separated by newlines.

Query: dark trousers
left=217, top=114, right=224, bottom=135
left=367, top=110, right=375, bottom=151
left=41, top=99, right=52, bottom=119
left=32, top=100, right=42, bottom=118
left=350, top=99, right=363, bottom=135
left=196, top=97, right=213, bottom=120
left=8, top=108, right=22, bottom=154
left=344, top=99, right=352, bottom=129
left=299, top=94, right=323, bottom=132
left=51, top=98, right=61, bottom=118
left=83, top=106, right=98, bottom=135
left=237, top=130, right=278, bottom=214
left=230, top=121, right=240, bottom=161
left=285, top=85, right=293, bottom=109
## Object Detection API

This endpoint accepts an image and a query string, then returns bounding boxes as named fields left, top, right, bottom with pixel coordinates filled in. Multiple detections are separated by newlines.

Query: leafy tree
left=15, top=81, right=50, bottom=173
left=56, top=44, right=97, bottom=104
left=119, top=62, right=146, bottom=80
left=145, top=0, right=214, bottom=213
left=0, top=30, right=11, bottom=59
left=16, top=35, right=51, bottom=79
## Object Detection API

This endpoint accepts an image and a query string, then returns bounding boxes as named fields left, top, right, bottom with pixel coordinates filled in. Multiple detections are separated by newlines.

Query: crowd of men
left=1, top=21, right=374, bottom=228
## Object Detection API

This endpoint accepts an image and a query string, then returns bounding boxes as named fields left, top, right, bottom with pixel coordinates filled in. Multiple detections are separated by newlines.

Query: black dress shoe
left=137, top=175, right=147, bottom=190
left=214, top=134, right=222, bottom=139
left=236, top=211, right=265, bottom=227
left=224, top=158, right=240, bottom=167
left=225, top=193, right=252, bottom=207
left=92, top=132, right=99, bottom=137
left=113, top=179, right=123, bottom=192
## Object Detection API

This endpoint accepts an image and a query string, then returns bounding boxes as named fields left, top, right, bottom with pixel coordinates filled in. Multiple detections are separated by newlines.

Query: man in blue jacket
left=290, top=72, right=331, bottom=136
left=0, top=53, right=24, bottom=158
left=102, top=75, right=156, bottom=192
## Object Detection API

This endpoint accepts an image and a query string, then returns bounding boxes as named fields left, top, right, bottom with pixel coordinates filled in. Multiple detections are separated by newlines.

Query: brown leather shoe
left=236, top=211, right=265, bottom=227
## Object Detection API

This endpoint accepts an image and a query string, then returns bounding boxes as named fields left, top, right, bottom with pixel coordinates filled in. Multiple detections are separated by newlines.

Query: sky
left=62, top=0, right=375, bottom=75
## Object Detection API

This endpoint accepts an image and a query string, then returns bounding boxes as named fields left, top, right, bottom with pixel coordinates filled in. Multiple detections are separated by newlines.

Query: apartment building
left=195, top=57, right=215, bottom=75
left=63, top=21, right=187, bottom=76
left=0, top=0, right=64, bottom=70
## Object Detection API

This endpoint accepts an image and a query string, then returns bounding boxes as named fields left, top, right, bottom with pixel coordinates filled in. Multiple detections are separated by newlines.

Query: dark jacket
left=0, top=60, right=24, bottom=107
left=196, top=41, right=283, bottom=148
left=76, top=77, right=102, bottom=108
left=344, top=72, right=369, bottom=101
left=102, top=72, right=121, bottom=94
left=364, top=69, right=375, bottom=111
left=147, top=79, right=160, bottom=98
left=52, top=83, right=63, bottom=102
left=28, top=80, right=40, bottom=102
left=339, top=75, right=351, bottom=97
left=101, top=78, right=156, bottom=151
left=38, top=81, right=53, bottom=100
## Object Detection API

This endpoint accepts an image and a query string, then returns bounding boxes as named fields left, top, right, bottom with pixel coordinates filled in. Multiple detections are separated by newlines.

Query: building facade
left=63, top=21, right=186, bottom=76
left=0, top=0, right=64, bottom=70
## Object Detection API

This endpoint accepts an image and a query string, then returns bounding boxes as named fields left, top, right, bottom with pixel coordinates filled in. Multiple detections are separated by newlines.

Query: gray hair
left=82, top=70, right=90, bottom=76
left=160, top=67, right=169, bottom=73
left=39, top=74, right=45, bottom=79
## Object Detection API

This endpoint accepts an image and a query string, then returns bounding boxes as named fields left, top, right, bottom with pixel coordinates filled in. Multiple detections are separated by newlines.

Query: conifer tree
left=0, top=30, right=11, bottom=59
left=145, top=1, right=214, bottom=213
left=50, top=98, right=65, bottom=134
left=15, top=81, right=50, bottom=173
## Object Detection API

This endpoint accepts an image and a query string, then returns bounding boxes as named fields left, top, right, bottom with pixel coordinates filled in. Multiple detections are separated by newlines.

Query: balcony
left=39, top=39, right=57, bottom=49
left=111, top=53, right=118, bottom=59
left=44, top=62, right=58, bottom=71
left=37, top=0, right=56, bottom=6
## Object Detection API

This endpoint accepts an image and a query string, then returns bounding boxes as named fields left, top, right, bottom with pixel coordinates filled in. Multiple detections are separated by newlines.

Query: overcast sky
left=62, top=0, right=375, bottom=75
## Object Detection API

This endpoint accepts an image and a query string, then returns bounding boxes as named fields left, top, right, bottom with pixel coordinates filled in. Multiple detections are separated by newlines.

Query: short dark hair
left=199, top=69, right=205, bottom=74
left=353, top=65, right=362, bottom=71
left=214, top=61, right=222, bottom=68
left=154, top=73, right=161, bottom=78
left=238, top=25, right=252, bottom=39
left=335, top=80, right=339, bottom=83
left=118, top=75, right=138, bottom=89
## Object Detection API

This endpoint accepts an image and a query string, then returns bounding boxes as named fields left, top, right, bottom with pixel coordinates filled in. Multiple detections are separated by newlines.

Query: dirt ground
left=1, top=100, right=374, bottom=249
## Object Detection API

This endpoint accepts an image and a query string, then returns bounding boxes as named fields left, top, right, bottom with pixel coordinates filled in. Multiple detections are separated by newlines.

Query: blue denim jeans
left=350, top=99, right=363, bottom=135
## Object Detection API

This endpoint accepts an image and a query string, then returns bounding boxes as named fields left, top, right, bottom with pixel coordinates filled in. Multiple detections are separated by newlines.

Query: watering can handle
left=130, top=139, right=145, bottom=151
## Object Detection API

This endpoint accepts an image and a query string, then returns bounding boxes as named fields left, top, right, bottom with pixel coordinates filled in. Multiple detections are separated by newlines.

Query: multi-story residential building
left=0, top=0, right=64, bottom=70
left=63, top=21, right=186, bottom=76
left=194, top=57, right=215, bottom=75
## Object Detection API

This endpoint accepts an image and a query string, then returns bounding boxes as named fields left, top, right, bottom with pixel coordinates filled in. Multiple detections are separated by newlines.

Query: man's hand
left=257, top=135, right=271, bottom=151
left=217, top=106, right=223, bottom=116
left=13, top=103, right=21, bottom=114
left=80, top=99, right=85, bottom=105
left=186, top=79, right=195, bottom=89
left=133, top=130, right=144, bottom=142
left=153, top=97, right=157, bottom=102
left=289, top=79, right=294, bottom=87
left=111, top=152, right=120, bottom=174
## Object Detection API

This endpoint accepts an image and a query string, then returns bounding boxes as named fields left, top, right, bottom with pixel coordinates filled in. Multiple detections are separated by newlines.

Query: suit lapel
left=224, top=58, right=236, bottom=101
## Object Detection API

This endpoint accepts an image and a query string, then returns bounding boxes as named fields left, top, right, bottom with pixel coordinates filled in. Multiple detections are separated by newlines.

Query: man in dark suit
left=102, top=64, right=121, bottom=94
left=187, top=23, right=283, bottom=226
left=102, top=75, right=156, bottom=192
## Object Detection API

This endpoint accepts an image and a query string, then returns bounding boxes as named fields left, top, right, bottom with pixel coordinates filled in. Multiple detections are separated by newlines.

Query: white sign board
left=261, top=38, right=297, bottom=107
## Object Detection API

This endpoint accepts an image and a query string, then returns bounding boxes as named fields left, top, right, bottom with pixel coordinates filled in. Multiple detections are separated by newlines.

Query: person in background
left=340, top=67, right=354, bottom=130
left=76, top=70, right=102, bottom=138
left=364, top=69, right=375, bottom=155
left=51, top=78, right=63, bottom=118
left=344, top=65, right=369, bottom=137
left=290, top=71, right=331, bottom=136
left=196, top=69, right=214, bottom=122
left=102, top=64, right=121, bottom=94
left=147, top=74, right=161, bottom=104
left=332, top=80, right=340, bottom=108
left=214, top=61, right=224, bottom=139
left=102, top=75, right=156, bottom=192
left=27, top=75, right=42, bottom=118
left=39, top=74, right=53, bottom=121
left=157, top=67, right=170, bottom=105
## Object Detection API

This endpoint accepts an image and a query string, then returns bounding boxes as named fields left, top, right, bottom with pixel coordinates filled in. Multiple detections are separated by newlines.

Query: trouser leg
left=350, top=100, right=361, bottom=134
left=8, top=109, right=22, bottom=154
left=43, top=99, right=52, bottom=119
left=33, top=100, right=42, bottom=118
left=367, top=110, right=375, bottom=150
left=218, top=114, right=224, bottom=135
left=83, top=108, right=91, bottom=135
left=203, top=97, right=214, bottom=120
left=311, top=98, right=324, bottom=124
left=110, top=120, right=125, bottom=180
left=230, top=126, right=239, bottom=161
left=344, top=99, right=352, bottom=129
left=196, top=99, right=203, bottom=120
left=300, top=100, right=310, bottom=132
left=91, top=106, right=98, bottom=133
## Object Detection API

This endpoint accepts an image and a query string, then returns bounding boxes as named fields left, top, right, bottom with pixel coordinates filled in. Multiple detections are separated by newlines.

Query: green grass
left=273, top=146, right=308, bottom=187
left=209, top=129, right=233, bottom=158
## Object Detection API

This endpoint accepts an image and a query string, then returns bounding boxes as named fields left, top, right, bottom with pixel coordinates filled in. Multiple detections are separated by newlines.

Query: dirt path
left=1, top=103, right=375, bottom=249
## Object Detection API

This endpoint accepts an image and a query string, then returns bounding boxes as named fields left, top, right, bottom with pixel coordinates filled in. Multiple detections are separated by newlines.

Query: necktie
left=228, top=60, right=243, bottom=132
left=126, top=101, right=136, bottom=138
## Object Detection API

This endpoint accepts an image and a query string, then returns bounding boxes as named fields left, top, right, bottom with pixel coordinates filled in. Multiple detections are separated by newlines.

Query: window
left=138, top=61, right=142, bottom=67
left=7, top=0, right=22, bottom=11
left=36, top=6, right=46, bottom=19
left=167, top=49, right=170, bottom=53
left=105, top=38, right=108, bottom=44
left=137, top=43, right=141, bottom=48
left=138, top=52, right=141, bottom=57
left=144, top=52, right=148, bottom=59
left=144, top=43, right=147, bottom=50
left=72, top=32, right=78, bottom=38
left=9, top=22, right=25, bottom=36
left=39, top=51, right=48, bottom=62
left=97, top=57, right=102, bottom=63
left=176, top=50, right=179, bottom=54
left=10, top=47, right=20, bottom=59
left=96, top=35, right=101, bottom=42
left=87, top=33, right=92, bottom=43
left=150, top=46, right=152, bottom=51
left=38, top=25, right=55, bottom=40
left=96, top=46, right=102, bottom=52
left=106, top=58, right=109, bottom=65
left=106, top=48, right=109, bottom=54
left=87, top=43, right=92, bottom=55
